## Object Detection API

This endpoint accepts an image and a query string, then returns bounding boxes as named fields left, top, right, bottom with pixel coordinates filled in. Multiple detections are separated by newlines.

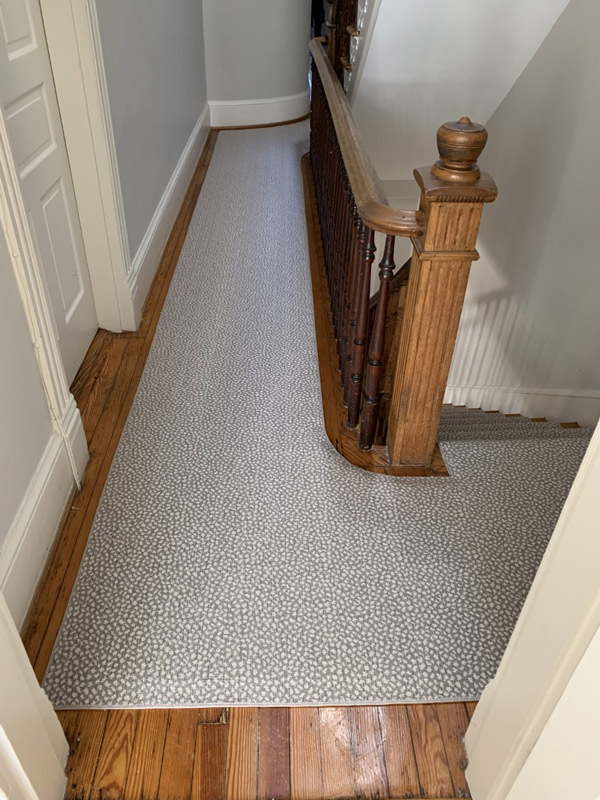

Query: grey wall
left=96, top=0, right=208, bottom=258
left=0, top=231, right=53, bottom=546
left=203, top=0, right=311, bottom=102
left=351, top=0, right=570, bottom=179
left=446, top=0, right=600, bottom=425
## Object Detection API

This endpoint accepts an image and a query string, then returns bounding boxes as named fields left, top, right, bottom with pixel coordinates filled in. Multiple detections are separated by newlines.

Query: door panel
left=0, top=728, right=39, bottom=800
left=0, top=0, right=97, bottom=383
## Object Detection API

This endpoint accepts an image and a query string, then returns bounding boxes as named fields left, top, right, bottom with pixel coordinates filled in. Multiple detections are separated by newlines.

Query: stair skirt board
left=42, top=122, right=592, bottom=709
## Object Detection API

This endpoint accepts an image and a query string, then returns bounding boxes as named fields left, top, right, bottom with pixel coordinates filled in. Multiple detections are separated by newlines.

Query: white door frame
left=465, top=419, right=600, bottom=798
left=37, top=0, right=137, bottom=332
left=0, top=593, right=67, bottom=800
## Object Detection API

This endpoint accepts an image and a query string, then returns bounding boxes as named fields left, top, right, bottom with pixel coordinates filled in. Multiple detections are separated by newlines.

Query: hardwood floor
left=55, top=705, right=474, bottom=799
left=22, top=129, right=474, bottom=799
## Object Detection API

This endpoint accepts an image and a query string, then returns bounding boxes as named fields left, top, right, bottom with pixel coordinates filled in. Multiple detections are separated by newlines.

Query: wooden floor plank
left=226, top=707, right=259, bottom=800
left=198, top=708, right=226, bottom=724
left=78, top=335, right=130, bottom=442
left=379, top=705, right=420, bottom=798
left=407, top=705, right=454, bottom=798
left=289, top=707, right=323, bottom=800
left=124, top=709, right=169, bottom=800
left=158, top=709, right=201, bottom=800
left=348, top=706, right=390, bottom=799
left=436, top=703, right=471, bottom=798
left=464, top=702, right=477, bottom=721
left=257, top=707, right=291, bottom=800
left=318, top=707, right=354, bottom=800
left=70, top=329, right=110, bottom=412
left=57, top=709, right=80, bottom=743
left=63, top=710, right=109, bottom=800
left=193, top=722, right=229, bottom=800
left=90, top=710, right=138, bottom=800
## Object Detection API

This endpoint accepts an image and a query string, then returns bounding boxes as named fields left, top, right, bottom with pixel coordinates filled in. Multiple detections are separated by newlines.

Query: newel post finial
left=431, top=116, right=488, bottom=184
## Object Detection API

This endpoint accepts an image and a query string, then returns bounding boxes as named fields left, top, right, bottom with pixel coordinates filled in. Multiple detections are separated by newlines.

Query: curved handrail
left=309, top=38, right=426, bottom=238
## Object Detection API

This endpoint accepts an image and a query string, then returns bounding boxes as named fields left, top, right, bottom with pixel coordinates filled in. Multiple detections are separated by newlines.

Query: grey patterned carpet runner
left=43, top=123, right=591, bottom=708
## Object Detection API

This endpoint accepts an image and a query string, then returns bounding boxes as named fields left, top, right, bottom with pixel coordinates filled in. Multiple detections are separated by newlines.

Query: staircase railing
left=326, top=0, right=358, bottom=84
left=309, top=38, right=497, bottom=467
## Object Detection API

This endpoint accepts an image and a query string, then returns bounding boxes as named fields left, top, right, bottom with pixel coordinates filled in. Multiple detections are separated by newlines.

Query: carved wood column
left=387, top=118, right=497, bottom=467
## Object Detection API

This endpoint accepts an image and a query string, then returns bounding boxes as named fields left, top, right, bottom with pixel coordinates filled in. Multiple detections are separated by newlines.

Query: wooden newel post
left=386, top=117, right=498, bottom=466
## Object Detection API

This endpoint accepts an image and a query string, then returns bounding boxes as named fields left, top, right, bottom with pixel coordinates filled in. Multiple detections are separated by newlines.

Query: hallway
left=24, top=128, right=476, bottom=798
left=26, top=121, right=590, bottom=712
left=1, top=1, right=599, bottom=797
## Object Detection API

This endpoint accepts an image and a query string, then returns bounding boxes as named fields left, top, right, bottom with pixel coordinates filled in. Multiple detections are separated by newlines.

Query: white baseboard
left=209, top=89, right=309, bottom=128
left=444, top=384, right=600, bottom=428
left=127, top=103, right=211, bottom=323
left=61, top=394, right=89, bottom=482
left=0, top=398, right=87, bottom=630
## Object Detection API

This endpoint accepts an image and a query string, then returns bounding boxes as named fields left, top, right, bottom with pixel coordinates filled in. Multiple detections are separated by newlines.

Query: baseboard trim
left=0, top=435, right=76, bottom=630
left=445, top=384, right=600, bottom=428
left=127, top=103, right=211, bottom=323
left=209, top=89, right=310, bottom=128
left=61, top=394, right=89, bottom=483
left=0, top=394, right=86, bottom=629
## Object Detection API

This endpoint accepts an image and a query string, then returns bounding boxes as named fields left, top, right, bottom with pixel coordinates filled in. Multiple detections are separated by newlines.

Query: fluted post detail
left=387, top=117, right=497, bottom=466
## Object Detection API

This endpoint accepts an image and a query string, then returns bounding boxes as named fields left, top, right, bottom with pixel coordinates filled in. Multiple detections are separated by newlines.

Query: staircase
left=308, top=39, right=498, bottom=472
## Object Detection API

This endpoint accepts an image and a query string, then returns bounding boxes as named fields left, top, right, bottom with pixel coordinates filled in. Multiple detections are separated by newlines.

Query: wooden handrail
left=310, top=39, right=425, bottom=238
left=308, top=36, right=497, bottom=468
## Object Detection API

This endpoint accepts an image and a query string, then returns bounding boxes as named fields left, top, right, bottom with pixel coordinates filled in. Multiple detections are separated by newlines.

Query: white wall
left=351, top=0, right=570, bottom=179
left=203, top=0, right=312, bottom=126
left=446, top=0, right=600, bottom=426
left=0, top=234, right=52, bottom=545
left=96, top=0, right=210, bottom=317
left=505, top=622, right=600, bottom=799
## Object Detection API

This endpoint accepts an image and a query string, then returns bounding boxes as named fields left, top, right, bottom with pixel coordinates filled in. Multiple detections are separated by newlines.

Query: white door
left=0, top=0, right=98, bottom=383
left=0, top=728, right=40, bottom=800
left=0, top=594, right=67, bottom=800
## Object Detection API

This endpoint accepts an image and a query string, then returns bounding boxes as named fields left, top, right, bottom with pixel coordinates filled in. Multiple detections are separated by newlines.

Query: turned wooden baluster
left=336, top=174, right=354, bottom=369
left=344, top=218, right=366, bottom=405
left=359, top=235, right=396, bottom=450
left=341, top=200, right=359, bottom=385
left=347, top=226, right=376, bottom=428
left=387, top=118, right=497, bottom=466
left=328, top=0, right=358, bottom=85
